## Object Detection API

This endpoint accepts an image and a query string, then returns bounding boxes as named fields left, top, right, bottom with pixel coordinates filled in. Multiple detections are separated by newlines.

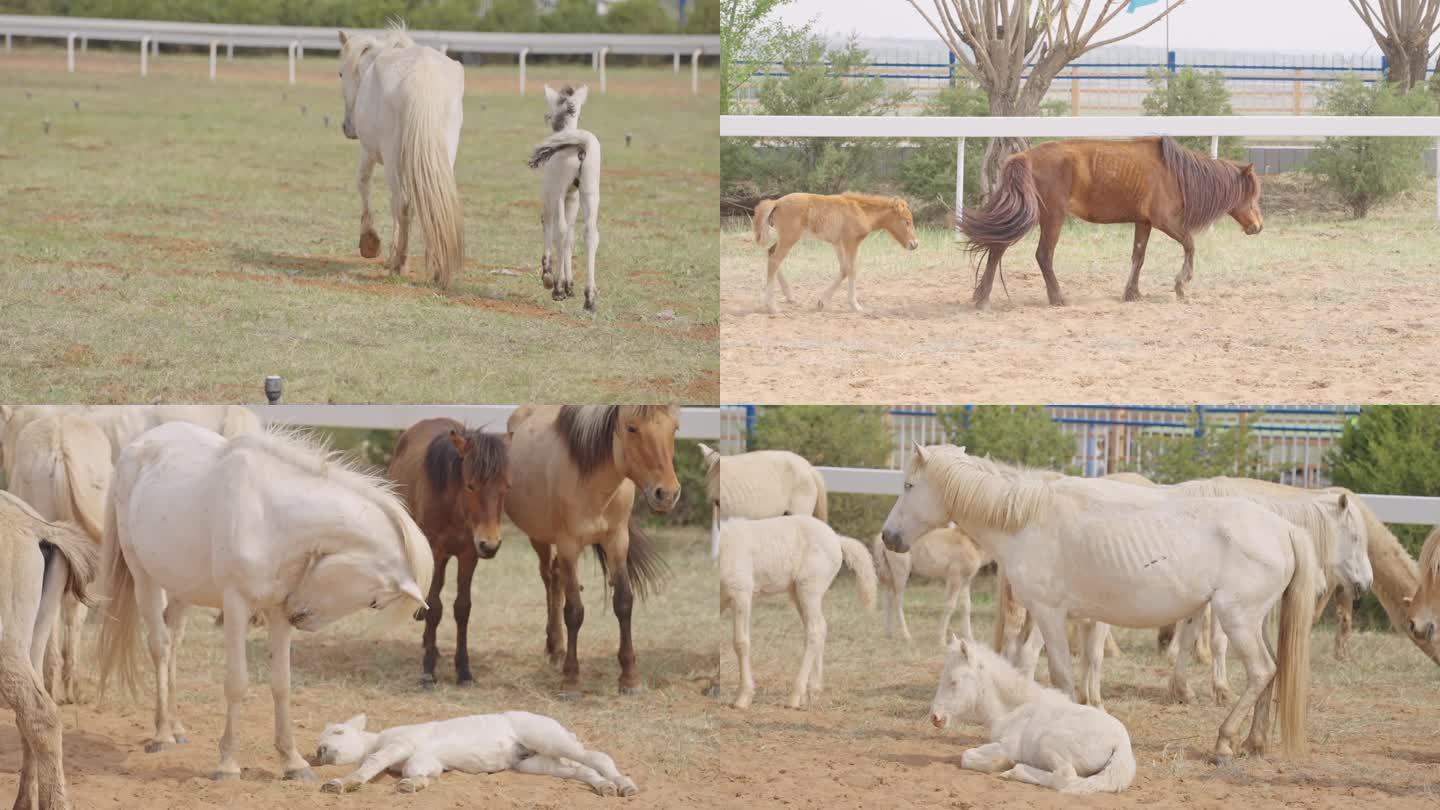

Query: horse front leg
left=356, top=146, right=381, bottom=259
left=612, top=564, right=640, bottom=695
left=531, top=540, right=564, bottom=666
left=1030, top=607, right=1076, bottom=699
left=214, top=591, right=250, bottom=780
left=1170, top=228, right=1197, bottom=300
left=453, top=550, right=479, bottom=686
left=1123, top=221, right=1152, bottom=302
left=265, top=615, right=315, bottom=781
left=557, top=552, right=584, bottom=696
left=815, top=241, right=849, bottom=312
left=1333, top=584, right=1353, bottom=661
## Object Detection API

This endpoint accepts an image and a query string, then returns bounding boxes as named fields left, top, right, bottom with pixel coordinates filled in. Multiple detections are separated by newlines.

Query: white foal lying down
left=314, top=711, right=637, bottom=797
left=718, top=515, right=877, bottom=709
left=871, top=526, right=990, bottom=645
left=930, top=636, right=1135, bottom=795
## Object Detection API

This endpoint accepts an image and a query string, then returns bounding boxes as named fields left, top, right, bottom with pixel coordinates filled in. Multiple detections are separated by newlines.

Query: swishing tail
left=399, top=74, right=464, bottom=289
left=94, top=488, right=142, bottom=701
left=810, top=467, right=829, bottom=522
left=528, top=130, right=589, bottom=169
left=39, top=522, right=99, bottom=607
left=837, top=535, right=878, bottom=610
left=593, top=521, right=673, bottom=602
left=958, top=156, right=1039, bottom=262
left=1060, top=741, right=1137, bottom=794
left=1275, top=525, right=1318, bottom=755
left=752, top=199, right=778, bottom=246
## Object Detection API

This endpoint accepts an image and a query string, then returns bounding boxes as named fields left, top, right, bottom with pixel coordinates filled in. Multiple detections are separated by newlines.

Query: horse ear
left=948, top=632, right=962, bottom=651
left=338, top=30, right=349, bottom=46
left=1337, top=492, right=1349, bottom=510
left=343, top=713, right=367, bottom=731
left=544, top=84, right=559, bottom=105
left=449, top=429, right=468, bottom=455
left=572, top=85, right=589, bottom=106
left=911, top=441, right=929, bottom=465
left=1242, top=163, right=1255, bottom=176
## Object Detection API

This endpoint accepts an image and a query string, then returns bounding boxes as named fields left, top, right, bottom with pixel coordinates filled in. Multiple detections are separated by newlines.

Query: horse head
left=1229, top=163, right=1263, bottom=236
left=543, top=84, right=588, bottom=133
left=449, top=429, right=511, bottom=559
left=885, top=197, right=920, bottom=251
left=616, top=405, right=681, bottom=513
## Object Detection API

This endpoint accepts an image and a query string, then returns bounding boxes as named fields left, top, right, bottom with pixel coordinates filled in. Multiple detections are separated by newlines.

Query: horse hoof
left=212, top=770, right=241, bottom=782
left=557, top=690, right=583, bottom=701
left=702, top=684, right=720, bottom=699
left=143, top=740, right=175, bottom=753
left=419, top=674, right=437, bottom=690
left=583, top=293, right=595, bottom=311
left=618, top=684, right=641, bottom=697
left=412, top=607, right=427, bottom=621
left=174, top=735, right=189, bottom=745
left=1211, top=754, right=1233, bottom=767
left=552, top=288, right=566, bottom=301
left=597, top=782, right=618, bottom=797
left=320, top=779, right=344, bottom=794
left=456, top=676, right=475, bottom=687
left=396, top=778, right=419, bottom=794
left=1123, top=288, right=1141, bottom=302
left=284, top=768, right=319, bottom=782
left=619, top=783, right=639, bottom=797
left=359, top=230, right=381, bottom=259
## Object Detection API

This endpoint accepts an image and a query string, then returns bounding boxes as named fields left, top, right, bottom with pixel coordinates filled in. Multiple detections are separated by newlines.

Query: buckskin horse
left=388, top=418, right=511, bottom=688
left=959, top=136, right=1263, bottom=308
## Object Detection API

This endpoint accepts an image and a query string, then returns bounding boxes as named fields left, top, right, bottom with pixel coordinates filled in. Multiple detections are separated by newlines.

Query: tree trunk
left=978, top=91, right=1042, bottom=198
left=1381, top=41, right=1431, bottom=93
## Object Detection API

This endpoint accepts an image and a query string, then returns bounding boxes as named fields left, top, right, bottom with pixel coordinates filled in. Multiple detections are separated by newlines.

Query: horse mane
left=422, top=428, right=508, bottom=491
left=1159, top=136, right=1253, bottom=233
left=840, top=192, right=906, bottom=211
left=554, top=405, right=678, bottom=477
left=382, top=18, right=414, bottom=47
left=224, top=428, right=432, bottom=595
left=920, top=446, right=1059, bottom=533
left=1418, top=525, right=1440, bottom=583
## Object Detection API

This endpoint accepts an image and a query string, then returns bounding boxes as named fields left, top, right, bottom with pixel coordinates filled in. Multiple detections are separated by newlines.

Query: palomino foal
left=752, top=191, right=919, bottom=315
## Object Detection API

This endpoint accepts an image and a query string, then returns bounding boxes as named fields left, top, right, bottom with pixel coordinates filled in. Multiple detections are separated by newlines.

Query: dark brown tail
left=959, top=156, right=1038, bottom=262
left=593, top=520, right=672, bottom=602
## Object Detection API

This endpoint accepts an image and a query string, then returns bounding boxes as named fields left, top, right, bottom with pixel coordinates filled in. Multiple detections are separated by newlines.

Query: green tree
left=749, top=406, right=893, bottom=540
left=1306, top=76, right=1435, bottom=218
left=1141, top=67, right=1245, bottom=160
left=1328, top=406, right=1440, bottom=557
left=542, top=0, right=604, bottom=33
left=483, top=0, right=539, bottom=32
left=1119, top=410, right=1274, bottom=485
left=684, top=0, right=719, bottom=33
left=936, top=406, right=1077, bottom=473
left=720, top=0, right=811, bottom=113
left=603, top=0, right=676, bottom=34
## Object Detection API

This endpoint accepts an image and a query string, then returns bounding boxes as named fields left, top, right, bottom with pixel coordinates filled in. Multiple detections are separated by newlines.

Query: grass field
left=721, top=179, right=1440, bottom=403
left=0, top=48, right=718, bottom=403
left=5, top=525, right=1438, bottom=809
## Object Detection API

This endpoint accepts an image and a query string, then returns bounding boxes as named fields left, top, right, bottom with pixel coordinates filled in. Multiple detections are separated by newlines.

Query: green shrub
left=602, top=0, right=675, bottom=34
left=1118, top=409, right=1275, bottom=485
left=936, top=406, right=1078, bottom=473
left=748, top=406, right=894, bottom=540
left=1140, top=67, right=1245, bottom=160
left=1327, top=406, right=1440, bottom=558
left=1306, top=77, right=1435, bottom=218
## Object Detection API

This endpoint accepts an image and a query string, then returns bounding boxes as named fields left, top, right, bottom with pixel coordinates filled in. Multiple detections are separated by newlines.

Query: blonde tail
left=1276, top=525, right=1317, bottom=756
left=58, top=426, right=107, bottom=543
left=753, top=199, right=777, bottom=246
left=837, top=535, right=878, bottom=610
left=94, top=488, right=142, bottom=702
left=810, top=467, right=828, bottom=522
left=400, top=70, right=463, bottom=289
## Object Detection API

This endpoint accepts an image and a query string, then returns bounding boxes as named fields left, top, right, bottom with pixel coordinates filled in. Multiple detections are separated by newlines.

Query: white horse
left=528, top=84, right=601, bottom=310
left=95, top=423, right=432, bottom=781
left=871, top=525, right=990, bottom=645
left=8, top=412, right=111, bottom=705
left=1, top=490, right=98, bottom=810
left=930, top=636, right=1135, bottom=794
left=882, top=444, right=1318, bottom=763
left=699, top=443, right=827, bottom=558
left=339, top=23, right=464, bottom=289
left=718, top=515, right=877, bottom=710
left=314, top=711, right=638, bottom=796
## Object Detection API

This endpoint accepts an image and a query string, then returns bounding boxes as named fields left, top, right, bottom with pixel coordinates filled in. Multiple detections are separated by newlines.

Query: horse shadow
left=0, top=724, right=127, bottom=773
left=231, top=247, right=374, bottom=279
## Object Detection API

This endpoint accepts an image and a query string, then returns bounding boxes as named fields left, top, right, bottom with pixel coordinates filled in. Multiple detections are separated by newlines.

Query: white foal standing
left=871, top=525, right=989, bottom=645
left=529, top=84, right=602, bottom=310
left=930, top=636, right=1135, bottom=795
left=718, top=515, right=877, bottom=710
left=315, top=711, right=637, bottom=797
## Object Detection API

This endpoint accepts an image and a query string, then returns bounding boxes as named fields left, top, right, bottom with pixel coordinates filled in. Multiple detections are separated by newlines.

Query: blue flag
left=1128, top=0, right=1162, bottom=11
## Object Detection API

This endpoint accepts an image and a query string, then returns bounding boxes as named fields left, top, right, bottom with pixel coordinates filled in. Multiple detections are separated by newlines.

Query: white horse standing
left=698, top=443, right=827, bottom=558
left=313, top=711, right=638, bottom=796
left=882, top=444, right=1318, bottom=763
left=871, top=525, right=990, bottom=645
left=96, top=423, right=432, bottom=781
left=718, top=515, right=877, bottom=710
left=529, top=84, right=602, bottom=310
left=338, top=24, right=464, bottom=289
left=930, top=636, right=1135, bottom=794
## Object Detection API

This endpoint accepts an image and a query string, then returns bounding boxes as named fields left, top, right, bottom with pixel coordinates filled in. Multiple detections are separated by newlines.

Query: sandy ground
left=4, top=530, right=1439, bottom=809
left=720, top=197, right=1440, bottom=403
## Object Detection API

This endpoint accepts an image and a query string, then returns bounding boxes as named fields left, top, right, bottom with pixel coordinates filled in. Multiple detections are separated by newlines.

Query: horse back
left=1029, top=138, right=1176, bottom=225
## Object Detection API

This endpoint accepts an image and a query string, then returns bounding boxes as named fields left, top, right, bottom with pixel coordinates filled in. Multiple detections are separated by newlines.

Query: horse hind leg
left=1034, top=207, right=1068, bottom=306
left=163, top=601, right=190, bottom=744
left=383, top=162, right=410, bottom=276
left=1, top=650, right=67, bottom=810
left=357, top=146, right=381, bottom=259
left=562, top=187, right=580, bottom=303
left=512, top=713, right=638, bottom=796
left=396, top=752, right=444, bottom=794
left=133, top=569, right=179, bottom=754
left=1210, top=605, right=1275, bottom=764
left=579, top=188, right=599, bottom=311
left=1123, top=221, right=1152, bottom=302
left=763, top=231, right=800, bottom=315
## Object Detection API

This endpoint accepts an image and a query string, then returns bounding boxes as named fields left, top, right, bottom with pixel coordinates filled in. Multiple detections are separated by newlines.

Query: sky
left=773, top=0, right=1430, bottom=57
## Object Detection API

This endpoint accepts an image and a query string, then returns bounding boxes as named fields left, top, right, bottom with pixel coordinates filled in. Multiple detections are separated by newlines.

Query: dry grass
left=4, top=526, right=1439, bottom=808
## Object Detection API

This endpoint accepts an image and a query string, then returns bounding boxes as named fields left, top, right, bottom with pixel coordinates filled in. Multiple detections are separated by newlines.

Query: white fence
left=720, top=114, right=1440, bottom=220
left=0, top=15, right=718, bottom=94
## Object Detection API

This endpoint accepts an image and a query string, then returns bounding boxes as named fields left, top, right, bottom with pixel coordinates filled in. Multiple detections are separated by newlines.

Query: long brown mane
left=554, top=405, right=676, bottom=476
left=422, top=428, right=508, bottom=491
left=1160, top=136, right=1256, bottom=233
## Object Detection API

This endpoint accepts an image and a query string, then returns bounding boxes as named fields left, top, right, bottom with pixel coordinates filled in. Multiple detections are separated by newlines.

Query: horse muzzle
left=475, top=537, right=502, bottom=559
left=646, top=485, right=681, bottom=513
left=341, top=119, right=357, bottom=140
left=930, top=711, right=948, bottom=729
left=907, top=240, right=920, bottom=251
left=314, top=745, right=337, bottom=765
left=1244, top=224, right=1263, bottom=236
left=880, top=528, right=910, bottom=554
left=1408, top=618, right=1436, bottom=643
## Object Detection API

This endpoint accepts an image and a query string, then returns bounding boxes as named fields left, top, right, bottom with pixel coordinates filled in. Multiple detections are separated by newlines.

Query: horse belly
left=1028, top=529, right=1216, bottom=628
left=434, top=717, right=522, bottom=774
left=1071, top=149, right=1150, bottom=224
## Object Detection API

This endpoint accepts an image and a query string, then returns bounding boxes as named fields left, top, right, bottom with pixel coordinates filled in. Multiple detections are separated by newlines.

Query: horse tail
left=753, top=198, right=777, bottom=246
left=95, top=483, right=142, bottom=702
left=40, top=522, right=100, bottom=608
left=1059, top=737, right=1136, bottom=794
left=593, top=521, right=673, bottom=602
left=837, top=535, right=878, bottom=611
left=809, top=466, right=828, bottom=522
left=527, top=130, right=591, bottom=170
left=57, top=418, right=108, bottom=544
left=959, top=155, right=1038, bottom=259
left=399, top=66, right=463, bottom=289
left=870, top=534, right=893, bottom=588
left=1276, top=524, right=1318, bottom=756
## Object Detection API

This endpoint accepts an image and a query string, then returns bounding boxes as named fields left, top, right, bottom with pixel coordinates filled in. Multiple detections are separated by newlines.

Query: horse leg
left=163, top=601, right=189, bottom=743
left=396, top=752, right=444, bottom=794
left=512, top=713, right=638, bottom=796
left=1, top=650, right=66, bottom=810
left=580, top=187, right=600, bottom=311
left=132, top=569, right=178, bottom=753
left=420, top=551, right=450, bottom=687
left=1122, top=221, right=1152, bottom=302
left=513, top=755, right=616, bottom=796
left=1210, top=605, right=1275, bottom=764
left=59, top=599, right=86, bottom=704
left=383, top=161, right=410, bottom=276
left=320, top=742, right=413, bottom=794
left=356, top=146, right=381, bottom=259
left=1157, top=223, right=1197, bottom=300
left=531, top=540, right=564, bottom=666
left=940, top=574, right=967, bottom=644
left=545, top=193, right=568, bottom=301
left=815, top=242, right=850, bottom=312
left=41, top=604, right=62, bottom=703
left=731, top=589, right=755, bottom=709
left=453, top=550, right=479, bottom=686
left=1333, top=584, right=1353, bottom=661
left=973, top=248, right=1006, bottom=309
left=890, top=551, right=913, bottom=643
left=1035, top=207, right=1068, bottom=306
left=1169, top=613, right=1201, bottom=704
left=265, top=615, right=314, bottom=781
left=1031, top=607, right=1076, bottom=698
left=214, top=591, right=250, bottom=780
left=789, top=589, right=824, bottom=709
left=563, top=187, right=581, bottom=302
left=843, top=241, right=863, bottom=313
left=1079, top=621, right=1107, bottom=710
left=557, top=552, right=584, bottom=694
left=959, top=742, right=1015, bottom=773
left=1210, top=606, right=1232, bottom=706
left=612, top=559, right=641, bottom=696
left=763, top=230, right=800, bottom=315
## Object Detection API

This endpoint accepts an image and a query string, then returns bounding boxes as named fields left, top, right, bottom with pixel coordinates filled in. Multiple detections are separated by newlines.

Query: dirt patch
left=600, top=367, right=719, bottom=403
left=107, top=231, right=213, bottom=256
left=45, top=342, right=98, bottom=368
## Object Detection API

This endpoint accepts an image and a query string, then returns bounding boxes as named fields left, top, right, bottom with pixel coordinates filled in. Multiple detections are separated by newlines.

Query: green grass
left=0, top=49, right=718, bottom=403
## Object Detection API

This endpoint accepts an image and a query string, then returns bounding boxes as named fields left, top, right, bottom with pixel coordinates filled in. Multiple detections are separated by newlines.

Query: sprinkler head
left=264, top=375, right=282, bottom=404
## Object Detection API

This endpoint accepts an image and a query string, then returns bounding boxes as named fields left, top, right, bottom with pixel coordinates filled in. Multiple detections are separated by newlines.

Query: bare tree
left=1347, top=1, right=1440, bottom=93
left=907, top=0, right=1186, bottom=192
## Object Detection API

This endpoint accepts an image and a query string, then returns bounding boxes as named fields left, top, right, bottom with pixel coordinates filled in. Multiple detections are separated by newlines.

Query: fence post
left=1292, top=67, right=1302, bottom=114
left=209, top=40, right=217, bottom=81
left=518, top=47, right=529, bottom=95
left=691, top=48, right=702, bottom=95
left=298, top=43, right=305, bottom=61
left=226, top=41, right=233, bottom=61
left=599, top=46, right=609, bottom=94
left=288, top=41, right=297, bottom=85
left=151, top=36, right=158, bottom=59
left=66, top=32, right=75, bottom=72
left=673, top=51, right=679, bottom=73
left=4, top=33, right=10, bottom=53
left=81, top=36, right=87, bottom=54
left=140, top=35, right=149, bottom=77
left=954, top=137, right=966, bottom=242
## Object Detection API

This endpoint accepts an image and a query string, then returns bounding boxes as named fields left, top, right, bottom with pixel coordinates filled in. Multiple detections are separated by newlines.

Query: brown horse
left=388, top=418, right=510, bottom=687
left=504, top=405, right=678, bottom=696
left=753, top=192, right=919, bottom=315
left=960, top=136, right=1263, bottom=308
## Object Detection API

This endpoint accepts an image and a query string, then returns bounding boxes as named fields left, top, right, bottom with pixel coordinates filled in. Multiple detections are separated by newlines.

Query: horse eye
left=369, top=599, right=379, bottom=609
left=904, top=482, right=913, bottom=491
left=626, top=425, right=638, bottom=433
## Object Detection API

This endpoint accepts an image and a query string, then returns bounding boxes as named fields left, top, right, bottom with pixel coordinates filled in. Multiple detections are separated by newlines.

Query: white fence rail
left=248, top=404, right=721, bottom=440
left=0, top=15, right=717, bottom=94
left=720, top=114, right=1440, bottom=220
